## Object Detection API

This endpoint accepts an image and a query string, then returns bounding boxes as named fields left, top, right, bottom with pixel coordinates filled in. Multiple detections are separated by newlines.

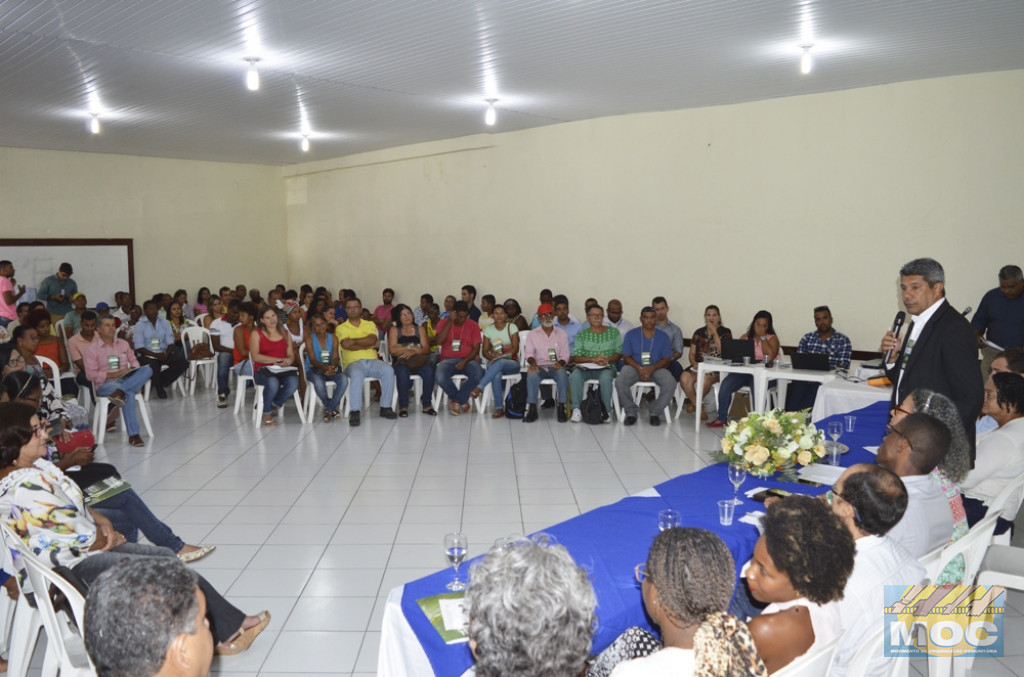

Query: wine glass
left=828, top=421, right=843, bottom=446
left=444, top=532, right=468, bottom=591
left=728, top=463, right=747, bottom=505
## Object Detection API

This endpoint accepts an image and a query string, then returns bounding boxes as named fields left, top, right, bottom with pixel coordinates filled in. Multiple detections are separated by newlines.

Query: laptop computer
left=791, top=352, right=832, bottom=372
left=721, top=338, right=755, bottom=364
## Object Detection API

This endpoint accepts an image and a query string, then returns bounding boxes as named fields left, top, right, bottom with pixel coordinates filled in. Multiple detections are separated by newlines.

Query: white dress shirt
left=962, top=417, right=1024, bottom=518
left=830, top=535, right=925, bottom=677
left=885, top=474, right=953, bottom=559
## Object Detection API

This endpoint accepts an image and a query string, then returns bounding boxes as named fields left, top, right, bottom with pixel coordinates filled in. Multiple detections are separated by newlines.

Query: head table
left=380, top=401, right=892, bottom=677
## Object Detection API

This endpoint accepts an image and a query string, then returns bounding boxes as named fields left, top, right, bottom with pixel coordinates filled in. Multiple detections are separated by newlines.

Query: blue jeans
left=308, top=367, right=348, bottom=413
left=93, top=488, right=185, bottom=552
left=345, top=359, right=396, bottom=412
left=96, top=365, right=153, bottom=436
left=71, top=542, right=246, bottom=644
left=478, top=358, right=521, bottom=407
left=216, top=352, right=234, bottom=397
left=435, top=358, right=484, bottom=405
left=526, top=366, right=568, bottom=404
left=253, top=368, right=299, bottom=414
left=716, top=375, right=776, bottom=422
left=395, top=362, right=435, bottom=409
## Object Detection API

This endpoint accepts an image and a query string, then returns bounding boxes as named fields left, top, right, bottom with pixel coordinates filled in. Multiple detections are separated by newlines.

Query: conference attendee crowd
left=0, top=257, right=1022, bottom=675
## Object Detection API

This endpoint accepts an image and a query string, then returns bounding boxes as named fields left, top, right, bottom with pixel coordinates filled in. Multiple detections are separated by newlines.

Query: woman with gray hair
left=465, top=534, right=596, bottom=677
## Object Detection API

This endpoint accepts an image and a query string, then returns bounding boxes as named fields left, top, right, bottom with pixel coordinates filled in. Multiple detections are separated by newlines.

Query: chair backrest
left=930, top=512, right=1001, bottom=585
left=181, top=325, right=214, bottom=357
left=0, top=523, right=94, bottom=676
left=840, top=626, right=910, bottom=677
left=991, top=470, right=1024, bottom=520
left=194, top=313, right=208, bottom=327
left=773, top=634, right=839, bottom=676
left=35, top=355, right=63, bottom=399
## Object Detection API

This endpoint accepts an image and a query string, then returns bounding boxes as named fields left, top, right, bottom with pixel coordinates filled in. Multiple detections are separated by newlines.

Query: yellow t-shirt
left=336, top=320, right=379, bottom=368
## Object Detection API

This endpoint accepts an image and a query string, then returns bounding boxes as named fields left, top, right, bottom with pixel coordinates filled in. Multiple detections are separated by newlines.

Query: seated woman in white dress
left=609, top=528, right=767, bottom=677
left=746, top=495, right=855, bottom=673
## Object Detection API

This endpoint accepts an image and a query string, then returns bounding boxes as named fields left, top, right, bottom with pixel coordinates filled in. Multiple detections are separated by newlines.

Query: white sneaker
left=570, top=408, right=582, bottom=423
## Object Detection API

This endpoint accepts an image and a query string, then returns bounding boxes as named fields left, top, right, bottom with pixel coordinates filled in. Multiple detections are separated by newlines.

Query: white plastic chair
left=0, top=531, right=47, bottom=677
left=838, top=626, right=909, bottom=677
left=35, top=355, right=64, bottom=399
left=345, top=376, right=398, bottom=416
left=92, top=391, right=154, bottom=444
left=233, top=365, right=257, bottom=414
left=958, top=544, right=1024, bottom=676
left=251, top=361, right=308, bottom=427
left=181, top=325, right=217, bottom=394
left=773, top=634, right=840, bottom=676
left=988, top=470, right=1024, bottom=546
left=612, top=381, right=659, bottom=421
left=193, top=313, right=208, bottom=328
left=0, top=523, right=94, bottom=677
left=141, top=362, right=187, bottom=400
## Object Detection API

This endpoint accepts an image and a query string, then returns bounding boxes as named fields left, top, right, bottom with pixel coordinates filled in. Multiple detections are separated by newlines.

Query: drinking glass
left=844, top=415, right=857, bottom=433
left=444, top=532, right=468, bottom=591
left=827, top=421, right=844, bottom=465
left=718, top=499, right=735, bottom=526
left=728, top=463, right=747, bottom=505
left=658, top=509, right=681, bottom=532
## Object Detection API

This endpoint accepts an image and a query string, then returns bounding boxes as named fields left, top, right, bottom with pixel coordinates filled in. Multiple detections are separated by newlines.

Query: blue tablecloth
left=399, top=401, right=892, bottom=676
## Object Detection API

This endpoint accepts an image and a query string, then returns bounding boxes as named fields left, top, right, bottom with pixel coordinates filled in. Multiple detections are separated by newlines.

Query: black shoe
left=523, top=404, right=538, bottom=423
left=649, top=415, right=661, bottom=426
left=541, top=398, right=555, bottom=409
left=349, top=411, right=361, bottom=426
left=557, top=406, right=567, bottom=423
left=155, top=384, right=168, bottom=399
left=217, top=394, right=228, bottom=408
left=624, top=415, right=637, bottom=426
left=380, top=407, right=398, bottom=420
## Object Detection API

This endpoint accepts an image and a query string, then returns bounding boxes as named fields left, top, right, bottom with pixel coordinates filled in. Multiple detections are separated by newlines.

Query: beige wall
left=0, top=147, right=286, bottom=304
left=286, top=69, right=1024, bottom=351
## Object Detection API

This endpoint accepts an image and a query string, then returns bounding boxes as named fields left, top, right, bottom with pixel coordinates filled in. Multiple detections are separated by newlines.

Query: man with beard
left=522, top=303, right=570, bottom=423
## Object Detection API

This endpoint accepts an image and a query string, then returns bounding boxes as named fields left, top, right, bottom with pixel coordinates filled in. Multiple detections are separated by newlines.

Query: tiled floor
left=32, top=386, right=1024, bottom=675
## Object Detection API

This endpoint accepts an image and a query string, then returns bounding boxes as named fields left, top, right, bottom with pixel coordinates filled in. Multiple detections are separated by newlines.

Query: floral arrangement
left=713, top=409, right=827, bottom=480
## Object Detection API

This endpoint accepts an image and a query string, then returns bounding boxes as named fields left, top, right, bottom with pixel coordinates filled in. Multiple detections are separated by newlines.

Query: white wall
left=285, top=69, right=1024, bottom=351
left=0, top=147, right=286, bottom=305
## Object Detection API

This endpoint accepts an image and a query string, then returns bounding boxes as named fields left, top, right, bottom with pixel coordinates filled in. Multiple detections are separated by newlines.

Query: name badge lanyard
left=641, top=334, right=653, bottom=366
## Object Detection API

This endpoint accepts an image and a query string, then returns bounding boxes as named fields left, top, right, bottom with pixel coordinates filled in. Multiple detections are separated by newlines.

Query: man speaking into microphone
left=879, top=257, right=984, bottom=461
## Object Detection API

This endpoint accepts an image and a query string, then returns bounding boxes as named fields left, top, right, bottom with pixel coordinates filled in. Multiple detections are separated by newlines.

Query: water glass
left=742, top=356, right=751, bottom=365
left=844, top=415, right=857, bottom=433
left=658, top=509, right=681, bottom=532
left=718, top=500, right=735, bottom=526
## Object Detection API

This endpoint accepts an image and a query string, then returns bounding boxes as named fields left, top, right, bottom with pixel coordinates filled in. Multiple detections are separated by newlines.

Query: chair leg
left=292, top=390, right=308, bottom=423
left=253, top=386, right=265, bottom=427
left=92, top=398, right=107, bottom=444
left=136, top=394, right=154, bottom=438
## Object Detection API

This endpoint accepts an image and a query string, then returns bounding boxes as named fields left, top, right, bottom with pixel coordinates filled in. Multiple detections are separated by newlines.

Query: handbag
left=399, top=352, right=430, bottom=370
left=188, top=342, right=214, bottom=360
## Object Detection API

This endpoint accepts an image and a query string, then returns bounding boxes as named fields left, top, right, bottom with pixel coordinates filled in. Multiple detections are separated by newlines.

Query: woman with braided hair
left=607, top=528, right=767, bottom=677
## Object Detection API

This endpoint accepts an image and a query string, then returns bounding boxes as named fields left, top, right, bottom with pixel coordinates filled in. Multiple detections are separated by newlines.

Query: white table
left=811, top=378, right=892, bottom=421
left=695, top=362, right=846, bottom=432
left=694, top=362, right=769, bottom=432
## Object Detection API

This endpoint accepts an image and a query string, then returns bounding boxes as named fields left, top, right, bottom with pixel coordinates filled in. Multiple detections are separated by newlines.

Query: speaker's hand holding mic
left=880, top=311, right=907, bottom=365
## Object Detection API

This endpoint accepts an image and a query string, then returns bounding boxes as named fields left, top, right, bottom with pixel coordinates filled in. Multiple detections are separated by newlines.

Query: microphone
left=883, top=311, right=906, bottom=365
left=961, top=305, right=972, bottom=317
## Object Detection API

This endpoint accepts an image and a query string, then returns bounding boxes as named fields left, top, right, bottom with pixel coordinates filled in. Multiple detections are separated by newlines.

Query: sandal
left=470, top=387, right=482, bottom=399
left=215, top=611, right=271, bottom=655
left=449, top=402, right=461, bottom=416
left=492, top=409, right=505, bottom=419
left=399, top=409, right=409, bottom=418
left=422, top=407, right=437, bottom=416
left=262, top=414, right=277, bottom=426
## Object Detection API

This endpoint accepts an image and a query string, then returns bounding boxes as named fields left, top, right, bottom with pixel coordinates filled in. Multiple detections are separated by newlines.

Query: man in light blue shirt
left=134, top=298, right=187, bottom=398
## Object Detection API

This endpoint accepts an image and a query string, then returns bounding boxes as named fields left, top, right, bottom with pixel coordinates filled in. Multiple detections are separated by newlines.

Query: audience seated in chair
left=464, top=534, right=595, bottom=677
left=569, top=304, right=621, bottom=423
left=474, top=304, right=521, bottom=419
left=336, top=297, right=397, bottom=426
left=434, top=300, right=484, bottom=416
left=679, top=305, right=731, bottom=421
left=708, top=310, right=780, bottom=428
left=827, top=464, right=923, bottom=677
left=134, top=299, right=187, bottom=399
left=522, top=303, right=569, bottom=423
left=615, top=306, right=676, bottom=427
left=84, top=316, right=153, bottom=447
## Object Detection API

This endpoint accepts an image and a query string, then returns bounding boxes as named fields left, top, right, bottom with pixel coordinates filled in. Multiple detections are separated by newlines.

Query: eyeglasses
left=6, top=355, right=25, bottom=367
left=31, top=423, right=49, bottom=438
left=884, top=424, right=913, bottom=451
left=892, top=405, right=912, bottom=417
left=634, top=563, right=650, bottom=584
left=826, top=484, right=862, bottom=524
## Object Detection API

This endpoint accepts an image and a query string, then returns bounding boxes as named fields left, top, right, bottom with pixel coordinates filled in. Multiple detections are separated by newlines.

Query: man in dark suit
left=880, top=258, right=984, bottom=461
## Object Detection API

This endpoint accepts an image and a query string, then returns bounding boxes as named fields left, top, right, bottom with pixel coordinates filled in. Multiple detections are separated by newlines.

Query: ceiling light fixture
left=800, top=45, right=814, bottom=74
left=89, top=113, right=101, bottom=134
left=300, top=135, right=310, bottom=152
left=245, top=57, right=261, bottom=91
left=484, top=98, right=498, bottom=126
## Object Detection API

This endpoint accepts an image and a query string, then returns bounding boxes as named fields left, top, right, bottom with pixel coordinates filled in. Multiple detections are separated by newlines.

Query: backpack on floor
left=582, top=385, right=607, bottom=425
left=504, top=379, right=527, bottom=418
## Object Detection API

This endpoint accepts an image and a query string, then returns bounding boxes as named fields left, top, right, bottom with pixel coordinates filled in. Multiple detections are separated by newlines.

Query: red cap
left=537, top=303, right=555, bottom=316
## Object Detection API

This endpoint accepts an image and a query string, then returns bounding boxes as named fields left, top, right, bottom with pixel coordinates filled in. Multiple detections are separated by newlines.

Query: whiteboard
left=0, top=239, right=134, bottom=307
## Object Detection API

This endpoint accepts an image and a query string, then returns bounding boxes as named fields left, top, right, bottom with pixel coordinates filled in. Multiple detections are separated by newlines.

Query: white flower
left=798, top=434, right=814, bottom=450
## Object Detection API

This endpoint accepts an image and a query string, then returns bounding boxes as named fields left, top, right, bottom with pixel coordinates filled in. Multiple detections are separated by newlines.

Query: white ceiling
left=2, top=0, right=1022, bottom=166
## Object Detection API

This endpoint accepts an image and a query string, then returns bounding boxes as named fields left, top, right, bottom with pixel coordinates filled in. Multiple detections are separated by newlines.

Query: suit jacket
left=886, top=300, right=984, bottom=460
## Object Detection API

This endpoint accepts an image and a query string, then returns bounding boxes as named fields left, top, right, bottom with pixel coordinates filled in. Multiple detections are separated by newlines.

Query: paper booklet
left=417, top=592, right=470, bottom=644
left=83, top=476, right=133, bottom=505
